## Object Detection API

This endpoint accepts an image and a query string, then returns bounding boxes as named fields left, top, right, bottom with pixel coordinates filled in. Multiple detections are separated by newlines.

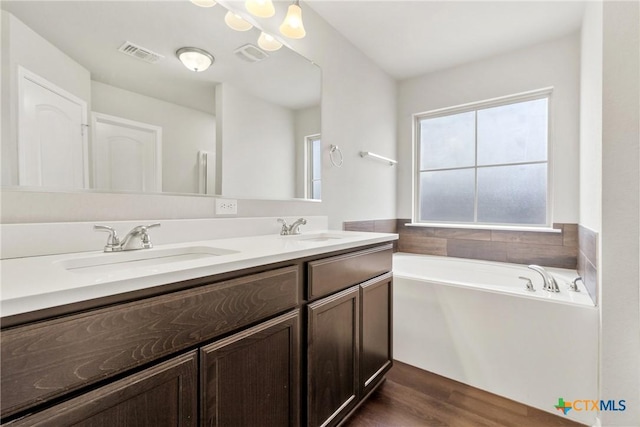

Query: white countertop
left=1, top=230, right=397, bottom=317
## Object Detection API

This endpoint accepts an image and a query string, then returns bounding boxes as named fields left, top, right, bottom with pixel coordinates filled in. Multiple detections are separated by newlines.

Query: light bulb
left=190, top=0, right=216, bottom=7
left=279, top=2, right=306, bottom=39
left=257, top=32, right=282, bottom=52
left=245, top=0, right=275, bottom=18
left=224, top=11, right=253, bottom=31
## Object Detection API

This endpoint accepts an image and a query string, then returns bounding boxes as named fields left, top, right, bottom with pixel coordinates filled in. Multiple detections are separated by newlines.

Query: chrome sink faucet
left=277, top=218, right=307, bottom=235
left=94, top=223, right=161, bottom=252
left=527, top=264, right=560, bottom=292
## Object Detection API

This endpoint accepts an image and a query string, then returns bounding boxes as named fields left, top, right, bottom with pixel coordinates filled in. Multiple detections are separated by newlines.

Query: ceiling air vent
left=118, top=41, right=164, bottom=64
left=234, top=44, right=268, bottom=63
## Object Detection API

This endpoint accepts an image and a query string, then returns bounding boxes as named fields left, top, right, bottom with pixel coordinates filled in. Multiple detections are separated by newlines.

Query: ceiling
left=306, top=0, right=587, bottom=80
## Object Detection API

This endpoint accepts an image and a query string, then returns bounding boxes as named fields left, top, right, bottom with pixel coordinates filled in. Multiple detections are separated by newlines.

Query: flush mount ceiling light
left=224, top=11, right=253, bottom=31
left=176, top=47, right=214, bottom=72
left=245, top=0, right=275, bottom=18
left=279, top=0, right=306, bottom=39
left=190, top=0, right=216, bottom=7
left=257, top=32, right=282, bottom=51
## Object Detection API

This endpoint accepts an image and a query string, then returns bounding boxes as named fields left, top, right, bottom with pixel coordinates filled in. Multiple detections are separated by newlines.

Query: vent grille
left=118, top=41, right=164, bottom=64
left=234, top=44, right=268, bottom=63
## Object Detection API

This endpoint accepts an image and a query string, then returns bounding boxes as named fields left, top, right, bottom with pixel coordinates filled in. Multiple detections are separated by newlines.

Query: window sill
left=405, top=222, right=562, bottom=233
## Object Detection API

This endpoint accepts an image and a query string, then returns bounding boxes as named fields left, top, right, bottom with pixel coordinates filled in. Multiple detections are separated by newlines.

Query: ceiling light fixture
left=190, top=0, right=217, bottom=7
left=257, top=32, right=282, bottom=51
left=279, top=0, right=306, bottom=39
left=245, top=0, right=275, bottom=18
left=224, top=11, right=253, bottom=31
left=176, top=47, right=215, bottom=72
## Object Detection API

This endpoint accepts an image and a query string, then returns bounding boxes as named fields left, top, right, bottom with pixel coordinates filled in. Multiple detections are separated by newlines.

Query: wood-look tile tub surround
left=344, top=219, right=599, bottom=302
left=344, top=219, right=578, bottom=269
left=578, top=225, right=598, bottom=304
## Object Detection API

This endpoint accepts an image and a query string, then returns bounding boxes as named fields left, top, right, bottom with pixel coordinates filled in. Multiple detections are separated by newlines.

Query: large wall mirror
left=1, top=1, right=322, bottom=201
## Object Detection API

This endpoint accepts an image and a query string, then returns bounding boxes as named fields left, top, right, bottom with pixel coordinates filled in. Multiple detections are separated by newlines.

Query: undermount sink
left=58, top=246, right=238, bottom=275
left=293, top=233, right=347, bottom=242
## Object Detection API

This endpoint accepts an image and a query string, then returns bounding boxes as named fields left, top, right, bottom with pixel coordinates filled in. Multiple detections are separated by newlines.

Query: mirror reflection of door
left=91, top=113, right=162, bottom=193
left=18, top=67, right=89, bottom=188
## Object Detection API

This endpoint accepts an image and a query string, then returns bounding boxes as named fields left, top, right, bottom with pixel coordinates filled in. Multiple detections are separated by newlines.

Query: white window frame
left=412, top=87, right=554, bottom=230
left=304, top=134, right=321, bottom=200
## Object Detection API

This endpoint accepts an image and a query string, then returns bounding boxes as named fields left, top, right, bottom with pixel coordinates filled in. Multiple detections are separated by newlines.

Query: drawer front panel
left=1, top=265, right=299, bottom=418
left=307, top=244, right=392, bottom=300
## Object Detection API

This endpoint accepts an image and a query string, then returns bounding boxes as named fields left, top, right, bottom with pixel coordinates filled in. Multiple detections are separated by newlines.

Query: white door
left=92, top=113, right=162, bottom=192
left=18, top=68, right=89, bottom=188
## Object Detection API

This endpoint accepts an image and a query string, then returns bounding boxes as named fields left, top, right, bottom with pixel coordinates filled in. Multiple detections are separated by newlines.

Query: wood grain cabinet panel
left=200, top=310, right=300, bottom=427
left=307, top=286, right=360, bottom=427
left=5, top=351, right=198, bottom=427
left=307, top=244, right=392, bottom=300
left=360, top=272, right=393, bottom=397
left=1, top=266, right=299, bottom=418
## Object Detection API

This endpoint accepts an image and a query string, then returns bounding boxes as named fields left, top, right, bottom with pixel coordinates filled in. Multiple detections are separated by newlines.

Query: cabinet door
left=360, top=272, right=393, bottom=396
left=307, top=286, right=360, bottom=427
left=201, top=310, right=300, bottom=427
left=6, top=351, right=197, bottom=426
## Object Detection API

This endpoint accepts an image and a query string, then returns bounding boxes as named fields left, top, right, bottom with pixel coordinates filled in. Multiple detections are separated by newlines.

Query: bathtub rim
left=392, top=252, right=596, bottom=308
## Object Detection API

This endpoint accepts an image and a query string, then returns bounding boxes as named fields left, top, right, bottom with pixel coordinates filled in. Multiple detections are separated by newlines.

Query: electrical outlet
left=215, top=198, right=238, bottom=215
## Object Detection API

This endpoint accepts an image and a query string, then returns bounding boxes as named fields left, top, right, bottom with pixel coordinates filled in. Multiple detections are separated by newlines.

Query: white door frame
left=17, top=66, right=89, bottom=188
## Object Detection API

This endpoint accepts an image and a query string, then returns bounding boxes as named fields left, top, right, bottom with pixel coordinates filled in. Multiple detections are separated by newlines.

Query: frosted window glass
left=477, top=98, right=548, bottom=165
left=419, top=169, right=475, bottom=222
left=420, top=111, right=475, bottom=170
left=477, top=164, right=547, bottom=224
left=312, top=181, right=321, bottom=200
left=311, top=139, right=321, bottom=180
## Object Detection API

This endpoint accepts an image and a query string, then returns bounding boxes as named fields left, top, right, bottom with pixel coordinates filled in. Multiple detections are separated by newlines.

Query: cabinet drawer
left=1, top=265, right=299, bottom=419
left=307, top=244, right=392, bottom=300
left=5, top=351, right=198, bottom=427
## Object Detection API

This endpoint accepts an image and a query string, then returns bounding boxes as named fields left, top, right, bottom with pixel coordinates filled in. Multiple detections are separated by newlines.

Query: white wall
left=216, top=82, right=296, bottom=200
left=599, top=1, right=640, bottom=426
left=579, top=3, right=603, bottom=233
left=396, top=33, right=581, bottom=224
left=91, top=81, right=216, bottom=194
left=1, top=3, right=397, bottom=228
left=1, top=11, right=91, bottom=187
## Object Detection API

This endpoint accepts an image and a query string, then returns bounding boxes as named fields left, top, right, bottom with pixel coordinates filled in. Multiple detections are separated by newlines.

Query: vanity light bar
left=118, top=41, right=164, bottom=64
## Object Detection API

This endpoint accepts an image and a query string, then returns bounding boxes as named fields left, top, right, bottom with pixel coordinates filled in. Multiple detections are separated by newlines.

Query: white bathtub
left=393, top=253, right=598, bottom=425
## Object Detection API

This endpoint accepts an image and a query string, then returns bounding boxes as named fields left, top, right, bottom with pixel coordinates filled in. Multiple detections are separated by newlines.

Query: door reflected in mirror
left=1, top=0, right=321, bottom=200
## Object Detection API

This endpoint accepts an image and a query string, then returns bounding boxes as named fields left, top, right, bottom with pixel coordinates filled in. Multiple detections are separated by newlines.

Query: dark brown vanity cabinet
left=5, top=352, right=199, bottom=427
left=1, top=241, right=394, bottom=427
left=306, top=245, right=393, bottom=427
left=201, top=309, right=300, bottom=427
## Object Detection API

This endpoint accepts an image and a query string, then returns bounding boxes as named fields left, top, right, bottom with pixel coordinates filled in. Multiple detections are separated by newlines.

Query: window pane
left=311, top=180, right=321, bottom=200
left=311, top=139, right=321, bottom=180
left=419, top=169, right=475, bottom=222
left=477, top=164, right=546, bottom=224
left=477, top=98, right=548, bottom=165
left=420, top=111, right=475, bottom=170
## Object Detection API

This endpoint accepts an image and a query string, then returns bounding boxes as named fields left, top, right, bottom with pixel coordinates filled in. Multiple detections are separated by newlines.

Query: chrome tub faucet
left=94, top=223, right=161, bottom=252
left=527, top=264, right=560, bottom=292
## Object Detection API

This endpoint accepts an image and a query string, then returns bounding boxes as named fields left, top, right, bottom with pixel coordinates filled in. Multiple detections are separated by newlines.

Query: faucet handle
left=570, top=276, right=582, bottom=292
left=277, top=218, right=289, bottom=235
left=94, top=225, right=121, bottom=251
left=139, top=223, right=160, bottom=248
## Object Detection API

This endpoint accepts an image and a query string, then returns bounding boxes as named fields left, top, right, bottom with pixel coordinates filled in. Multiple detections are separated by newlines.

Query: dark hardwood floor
left=343, top=361, right=585, bottom=427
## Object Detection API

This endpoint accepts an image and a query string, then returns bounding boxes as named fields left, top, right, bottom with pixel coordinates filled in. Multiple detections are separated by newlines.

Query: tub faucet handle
left=570, top=276, right=582, bottom=292
left=519, top=276, right=536, bottom=292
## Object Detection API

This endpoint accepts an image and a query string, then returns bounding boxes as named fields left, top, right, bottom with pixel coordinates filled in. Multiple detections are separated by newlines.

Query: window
left=414, top=89, right=551, bottom=227
left=306, top=134, right=321, bottom=200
